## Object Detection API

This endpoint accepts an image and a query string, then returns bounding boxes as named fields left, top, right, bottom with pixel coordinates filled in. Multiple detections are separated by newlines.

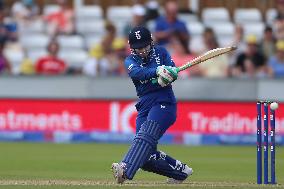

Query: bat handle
left=151, top=67, right=180, bottom=84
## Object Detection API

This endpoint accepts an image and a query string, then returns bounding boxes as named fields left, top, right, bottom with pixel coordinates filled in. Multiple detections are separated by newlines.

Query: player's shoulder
left=125, top=54, right=137, bottom=62
left=124, top=54, right=140, bottom=67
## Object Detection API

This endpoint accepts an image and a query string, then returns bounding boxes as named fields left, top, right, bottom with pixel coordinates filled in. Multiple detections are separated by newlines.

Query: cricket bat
left=152, top=46, right=237, bottom=84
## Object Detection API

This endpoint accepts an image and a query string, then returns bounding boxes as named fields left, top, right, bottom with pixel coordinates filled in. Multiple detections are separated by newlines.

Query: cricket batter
left=111, top=26, right=193, bottom=184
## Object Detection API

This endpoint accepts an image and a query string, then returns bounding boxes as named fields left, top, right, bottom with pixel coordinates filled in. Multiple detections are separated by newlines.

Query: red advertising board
left=0, top=99, right=283, bottom=134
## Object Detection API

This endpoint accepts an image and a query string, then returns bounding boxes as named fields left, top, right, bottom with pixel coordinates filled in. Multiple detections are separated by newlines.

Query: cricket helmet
left=128, top=26, right=152, bottom=49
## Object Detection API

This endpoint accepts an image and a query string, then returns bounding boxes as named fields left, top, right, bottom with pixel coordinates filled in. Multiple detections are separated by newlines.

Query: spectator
left=123, top=4, right=146, bottom=37
left=228, top=24, right=246, bottom=68
left=168, top=32, right=199, bottom=78
left=89, top=43, right=104, bottom=60
left=101, top=21, right=118, bottom=54
left=201, top=28, right=215, bottom=51
left=2, top=7, right=24, bottom=74
left=273, top=0, right=284, bottom=40
left=3, top=37, right=24, bottom=74
left=260, top=26, right=276, bottom=59
left=45, top=0, right=75, bottom=36
left=0, top=10, right=18, bottom=42
left=154, top=0, right=189, bottom=47
left=0, top=41, right=11, bottom=74
left=11, top=0, right=39, bottom=23
left=145, top=0, right=160, bottom=22
left=199, top=29, right=229, bottom=78
left=191, top=27, right=215, bottom=55
left=267, top=40, right=284, bottom=78
left=88, top=22, right=118, bottom=59
left=232, top=24, right=246, bottom=53
left=232, top=35, right=267, bottom=78
left=35, top=40, right=67, bottom=75
left=84, top=38, right=127, bottom=77
left=83, top=44, right=109, bottom=77
left=110, top=38, right=128, bottom=76
left=19, top=56, right=34, bottom=75
left=102, top=37, right=127, bottom=76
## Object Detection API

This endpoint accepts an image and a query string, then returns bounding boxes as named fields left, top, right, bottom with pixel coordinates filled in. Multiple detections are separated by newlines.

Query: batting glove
left=157, top=75, right=169, bottom=87
left=156, top=65, right=174, bottom=83
left=164, top=66, right=178, bottom=81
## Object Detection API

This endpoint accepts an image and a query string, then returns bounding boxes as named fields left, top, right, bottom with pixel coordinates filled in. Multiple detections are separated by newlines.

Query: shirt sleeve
left=124, top=57, right=157, bottom=80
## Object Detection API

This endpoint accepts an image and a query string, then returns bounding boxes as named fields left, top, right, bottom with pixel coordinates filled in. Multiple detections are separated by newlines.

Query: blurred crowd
left=0, top=0, right=284, bottom=79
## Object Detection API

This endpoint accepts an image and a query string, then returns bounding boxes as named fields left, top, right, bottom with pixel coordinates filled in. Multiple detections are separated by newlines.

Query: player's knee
left=134, top=120, right=161, bottom=148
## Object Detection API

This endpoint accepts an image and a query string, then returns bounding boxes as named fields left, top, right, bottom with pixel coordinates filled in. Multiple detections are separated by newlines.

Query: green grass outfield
left=0, top=142, right=283, bottom=189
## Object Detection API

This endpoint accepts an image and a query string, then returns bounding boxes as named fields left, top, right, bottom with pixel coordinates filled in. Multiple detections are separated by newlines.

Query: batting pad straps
left=122, top=120, right=161, bottom=180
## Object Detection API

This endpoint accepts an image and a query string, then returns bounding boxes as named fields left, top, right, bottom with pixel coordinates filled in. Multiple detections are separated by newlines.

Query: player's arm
left=125, top=58, right=157, bottom=81
left=125, top=57, right=175, bottom=86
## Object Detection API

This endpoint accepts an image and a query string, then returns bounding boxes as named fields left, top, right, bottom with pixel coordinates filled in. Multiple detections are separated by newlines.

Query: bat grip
left=151, top=67, right=180, bottom=84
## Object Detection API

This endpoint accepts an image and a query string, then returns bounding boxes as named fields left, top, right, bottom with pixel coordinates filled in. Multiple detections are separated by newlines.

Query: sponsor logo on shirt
left=128, top=64, right=133, bottom=71
left=152, top=48, right=160, bottom=65
left=155, top=57, right=160, bottom=65
left=139, top=79, right=149, bottom=84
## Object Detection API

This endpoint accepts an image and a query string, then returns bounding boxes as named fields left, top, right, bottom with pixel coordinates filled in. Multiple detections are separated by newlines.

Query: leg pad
left=122, top=120, right=161, bottom=179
